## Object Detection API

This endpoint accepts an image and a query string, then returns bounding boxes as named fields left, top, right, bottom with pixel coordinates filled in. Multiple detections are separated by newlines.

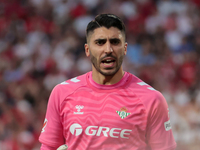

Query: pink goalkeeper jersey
left=39, top=72, right=177, bottom=150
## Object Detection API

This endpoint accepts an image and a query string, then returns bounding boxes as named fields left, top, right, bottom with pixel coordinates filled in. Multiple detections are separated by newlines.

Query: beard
left=90, top=52, right=124, bottom=76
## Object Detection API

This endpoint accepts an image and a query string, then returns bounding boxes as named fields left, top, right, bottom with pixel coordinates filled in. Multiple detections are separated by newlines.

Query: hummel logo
left=74, top=105, right=84, bottom=114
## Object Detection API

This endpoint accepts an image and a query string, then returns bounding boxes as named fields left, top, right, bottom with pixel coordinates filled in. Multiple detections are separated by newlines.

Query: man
left=39, top=14, right=177, bottom=150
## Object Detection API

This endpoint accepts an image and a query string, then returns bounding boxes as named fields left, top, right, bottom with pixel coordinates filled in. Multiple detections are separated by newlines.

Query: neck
left=92, top=67, right=124, bottom=85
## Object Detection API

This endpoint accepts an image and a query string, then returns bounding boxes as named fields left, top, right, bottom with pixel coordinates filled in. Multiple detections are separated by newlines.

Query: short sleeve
left=39, top=86, right=65, bottom=148
left=146, top=92, right=177, bottom=150
left=40, top=144, right=56, bottom=150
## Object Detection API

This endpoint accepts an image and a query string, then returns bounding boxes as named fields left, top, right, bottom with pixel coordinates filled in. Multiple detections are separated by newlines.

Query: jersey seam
left=58, top=74, right=89, bottom=141
left=128, top=85, right=151, bottom=137
left=61, top=83, right=89, bottom=106
left=60, top=74, right=89, bottom=107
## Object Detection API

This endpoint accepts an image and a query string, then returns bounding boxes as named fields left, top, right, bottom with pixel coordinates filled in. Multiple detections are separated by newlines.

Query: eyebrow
left=94, top=37, right=121, bottom=42
left=94, top=38, right=106, bottom=42
left=109, top=38, right=121, bottom=42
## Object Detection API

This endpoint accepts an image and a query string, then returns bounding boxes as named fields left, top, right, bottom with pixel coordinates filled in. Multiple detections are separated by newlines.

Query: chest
left=61, top=90, right=147, bottom=132
left=60, top=91, right=148, bottom=149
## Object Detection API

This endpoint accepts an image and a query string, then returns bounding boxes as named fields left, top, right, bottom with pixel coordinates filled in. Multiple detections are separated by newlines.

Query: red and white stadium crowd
left=0, top=0, right=200, bottom=149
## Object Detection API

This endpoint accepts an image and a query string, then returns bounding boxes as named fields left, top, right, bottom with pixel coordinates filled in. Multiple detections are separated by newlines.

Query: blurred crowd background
left=0, top=0, right=200, bottom=149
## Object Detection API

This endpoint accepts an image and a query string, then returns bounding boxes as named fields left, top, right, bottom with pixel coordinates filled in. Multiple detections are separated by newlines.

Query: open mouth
left=101, top=58, right=116, bottom=67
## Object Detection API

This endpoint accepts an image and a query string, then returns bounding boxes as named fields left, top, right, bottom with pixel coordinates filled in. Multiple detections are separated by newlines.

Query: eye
left=95, top=39, right=106, bottom=45
left=110, top=39, right=120, bottom=45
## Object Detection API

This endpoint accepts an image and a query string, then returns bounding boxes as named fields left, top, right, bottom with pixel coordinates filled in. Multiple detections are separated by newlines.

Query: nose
left=105, top=42, right=113, bottom=54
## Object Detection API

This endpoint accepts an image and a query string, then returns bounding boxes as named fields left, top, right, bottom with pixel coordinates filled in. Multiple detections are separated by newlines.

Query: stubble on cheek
left=90, top=54, right=98, bottom=68
left=90, top=52, right=100, bottom=72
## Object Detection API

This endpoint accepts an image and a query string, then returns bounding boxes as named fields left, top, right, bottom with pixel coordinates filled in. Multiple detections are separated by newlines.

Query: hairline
left=86, top=26, right=126, bottom=44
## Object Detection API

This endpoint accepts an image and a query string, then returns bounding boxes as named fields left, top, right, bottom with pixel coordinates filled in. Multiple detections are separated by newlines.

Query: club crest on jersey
left=116, top=107, right=131, bottom=119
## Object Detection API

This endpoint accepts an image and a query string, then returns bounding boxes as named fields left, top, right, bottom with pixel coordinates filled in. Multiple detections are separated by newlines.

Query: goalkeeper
left=39, top=14, right=177, bottom=150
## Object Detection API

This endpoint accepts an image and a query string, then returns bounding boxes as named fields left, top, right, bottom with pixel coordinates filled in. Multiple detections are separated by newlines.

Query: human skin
left=85, top=27, right=128, bottom=85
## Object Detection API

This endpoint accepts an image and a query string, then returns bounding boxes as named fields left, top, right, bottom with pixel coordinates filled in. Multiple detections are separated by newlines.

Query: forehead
left=89, top=27, right=124, bottom=41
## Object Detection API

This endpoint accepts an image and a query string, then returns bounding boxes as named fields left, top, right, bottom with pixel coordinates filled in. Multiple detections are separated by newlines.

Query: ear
left=85, top=44, right=90, bottom=57
left=124, top=42, right=128, bottom=55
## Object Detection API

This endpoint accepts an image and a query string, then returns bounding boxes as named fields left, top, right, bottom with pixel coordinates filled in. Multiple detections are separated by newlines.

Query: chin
left=99, top=69, right=119, bottom=76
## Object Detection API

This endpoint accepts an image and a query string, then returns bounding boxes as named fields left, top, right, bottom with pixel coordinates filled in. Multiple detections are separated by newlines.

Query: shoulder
left=127, top=73, right=167, bottom=109
left=49, top=72, right=89, bottom=105
left=56, top=72, right=89, bottom=91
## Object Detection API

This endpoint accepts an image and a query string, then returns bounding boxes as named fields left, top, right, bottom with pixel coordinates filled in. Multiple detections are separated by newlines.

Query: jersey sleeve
left=40, top=144, right=57, bottom=150
left=39, top=85, right=65, bottom=148
left=146, top=91, right=177, bottom=150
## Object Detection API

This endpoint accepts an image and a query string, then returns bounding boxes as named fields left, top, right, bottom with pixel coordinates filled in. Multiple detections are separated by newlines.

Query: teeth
left=104, top=62, right=113, bottom=65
